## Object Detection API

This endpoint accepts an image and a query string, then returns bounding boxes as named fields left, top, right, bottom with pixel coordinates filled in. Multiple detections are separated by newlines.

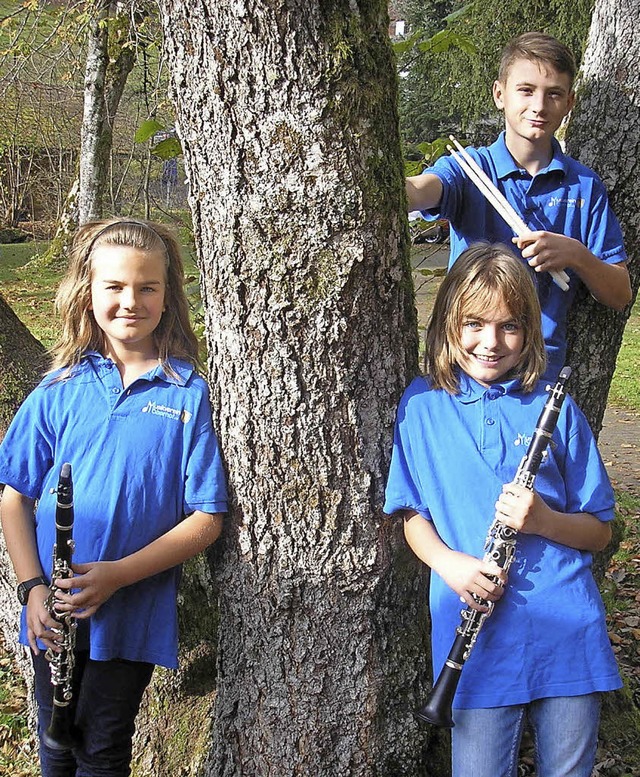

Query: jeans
left=451, top=694, right=602, bottom=777
left=32, top=650, right=154, bottom=777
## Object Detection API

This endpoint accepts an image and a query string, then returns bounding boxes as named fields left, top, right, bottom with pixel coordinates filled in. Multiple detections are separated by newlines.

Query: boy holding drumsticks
left=407, top=32, right=631, bottom=379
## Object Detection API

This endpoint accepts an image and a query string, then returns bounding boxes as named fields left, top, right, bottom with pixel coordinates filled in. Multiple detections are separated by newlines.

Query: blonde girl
left=0, top=218, right=227, bottom=777
left=385, top=243, right=620, bottom=777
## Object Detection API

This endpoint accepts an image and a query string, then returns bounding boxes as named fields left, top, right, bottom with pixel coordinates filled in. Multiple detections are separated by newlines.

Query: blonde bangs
left=425, top=243, right=547, bottom=393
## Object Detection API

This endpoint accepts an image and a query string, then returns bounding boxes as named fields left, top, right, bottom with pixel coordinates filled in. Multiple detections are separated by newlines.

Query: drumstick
left=447, top=135, right=570, bottom=292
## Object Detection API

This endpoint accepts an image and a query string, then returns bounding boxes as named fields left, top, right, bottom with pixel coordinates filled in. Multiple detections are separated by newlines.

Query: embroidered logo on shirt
left=547, top=196, right=585, bottom=209
left=142, top=401, right=192, bottom=424
left=513, top=433, right=549, bottom=460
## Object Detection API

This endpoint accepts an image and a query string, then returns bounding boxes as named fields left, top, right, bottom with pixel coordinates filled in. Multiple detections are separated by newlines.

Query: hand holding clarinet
left=416, top=367, right=571, bottom=727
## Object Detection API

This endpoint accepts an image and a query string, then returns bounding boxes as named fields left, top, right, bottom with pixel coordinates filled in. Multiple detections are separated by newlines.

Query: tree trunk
left=564, top=0, right=640, bottom=436
left=0, top=295, right=47, bottom=438
left=564, top=0, right=640, bottom=761
left=78, top=0, right=137, bottom=225
left=156, top=2, right=433, bottom=775
left=78, top=0, right=110, bottom=224
left=0, top=294, right=47, bottom=721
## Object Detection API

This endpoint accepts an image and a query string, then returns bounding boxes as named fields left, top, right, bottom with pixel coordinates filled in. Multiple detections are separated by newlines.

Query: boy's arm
left=53, top=510, right=224, bottom=618
left=495, top=483, right=612, bottom=552
left=515, top=231, right=632, bottom=310
left=403, top=510, right=505, bottom=610
left=0, top=485, right=61, bottom=653
left=406, top=173, right=444, bottom=213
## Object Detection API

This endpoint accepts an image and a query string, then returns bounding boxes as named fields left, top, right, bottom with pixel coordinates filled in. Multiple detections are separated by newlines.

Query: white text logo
left=142, top=401, right=192, bottom=424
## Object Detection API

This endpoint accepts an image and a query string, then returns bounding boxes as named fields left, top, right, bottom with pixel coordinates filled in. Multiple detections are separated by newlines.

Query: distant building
left=388, top=1, right=407, bottom=38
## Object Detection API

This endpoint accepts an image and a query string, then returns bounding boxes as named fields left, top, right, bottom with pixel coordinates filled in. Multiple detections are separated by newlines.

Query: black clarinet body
left=416, top=367, right=572, bottom=727
left=43, top=462, right=80, bottom=751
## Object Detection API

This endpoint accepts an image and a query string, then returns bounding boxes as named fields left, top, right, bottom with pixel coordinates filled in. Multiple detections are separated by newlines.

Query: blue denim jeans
left=451, top=694, right=602, bottom=777
left=32, top=650, right=154, bottom=777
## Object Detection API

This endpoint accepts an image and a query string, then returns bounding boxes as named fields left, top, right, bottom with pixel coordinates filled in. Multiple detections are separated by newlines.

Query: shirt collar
left=151, top=359, right=194, bottom=386
left=490, top=131, right=568, bottom=180
left=83, top=351, right=194, bottom=386
left=454, top=370, right=523, bottom=404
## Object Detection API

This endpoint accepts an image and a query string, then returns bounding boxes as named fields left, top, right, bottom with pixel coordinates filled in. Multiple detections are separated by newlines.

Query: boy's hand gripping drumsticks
left=447, top=135, right=570, bottom=292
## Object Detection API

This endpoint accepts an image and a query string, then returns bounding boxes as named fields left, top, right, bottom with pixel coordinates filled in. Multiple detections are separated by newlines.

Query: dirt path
left=598, top=407, right=639, bottom=497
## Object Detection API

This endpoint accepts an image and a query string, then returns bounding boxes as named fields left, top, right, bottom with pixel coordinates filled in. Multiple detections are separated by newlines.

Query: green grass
left=608, top=301, right=640, bottom=412
left=1, top=241, right=65, bottom=348
left=0, top=242, right=49, bottom=270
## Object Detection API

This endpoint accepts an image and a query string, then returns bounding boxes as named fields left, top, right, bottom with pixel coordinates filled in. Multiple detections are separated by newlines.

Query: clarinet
left=416, top=366, right=572, bottom=727
left=43, top=462, right=80, bottom=750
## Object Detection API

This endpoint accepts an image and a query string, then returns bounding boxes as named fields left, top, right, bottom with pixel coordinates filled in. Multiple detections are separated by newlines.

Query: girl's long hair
left=50, top=218, right=199, bottom=375
left=424, top=243, right=546, bottom=393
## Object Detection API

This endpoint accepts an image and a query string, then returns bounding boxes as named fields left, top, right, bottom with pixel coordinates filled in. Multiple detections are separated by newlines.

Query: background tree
left=78, top=0, right=138, bottom=223
left=564, top=0, right=640, bottom=433
left=0, top=3, right=82, bottom=230
left=0, top=0, right=174, bottom=244
left=156, top=1, right=432, bottom=774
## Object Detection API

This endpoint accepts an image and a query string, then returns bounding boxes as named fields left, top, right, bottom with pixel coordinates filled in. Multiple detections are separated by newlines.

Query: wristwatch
left=17, top=576, right=49, bottom=605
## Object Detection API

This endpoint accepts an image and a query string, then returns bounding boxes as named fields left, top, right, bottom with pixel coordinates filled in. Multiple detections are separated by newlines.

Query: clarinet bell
left=42, top=715, right=81, bottom=751
left=415, top=695, right=455, bottom=728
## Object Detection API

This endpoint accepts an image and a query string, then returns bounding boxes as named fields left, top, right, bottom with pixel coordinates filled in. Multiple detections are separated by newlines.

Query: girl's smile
left=458, top=301, right=525, bottom=387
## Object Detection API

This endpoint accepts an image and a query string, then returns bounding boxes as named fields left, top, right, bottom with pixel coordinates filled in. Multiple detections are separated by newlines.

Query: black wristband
left=17, top=575, right=49, bottom=605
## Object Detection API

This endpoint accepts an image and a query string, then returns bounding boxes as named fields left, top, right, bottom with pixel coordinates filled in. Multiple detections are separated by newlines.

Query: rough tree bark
left=0, top=294, right=47, bottom=717
left=564, top=0, right=640, bottom=761
left=564, top=0, right=640, bottom=435
left=156, top=1, right=433, bottom=775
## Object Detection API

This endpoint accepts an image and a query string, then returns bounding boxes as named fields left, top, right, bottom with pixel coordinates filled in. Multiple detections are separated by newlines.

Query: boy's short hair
left=498, top=32, right=576, bottom=86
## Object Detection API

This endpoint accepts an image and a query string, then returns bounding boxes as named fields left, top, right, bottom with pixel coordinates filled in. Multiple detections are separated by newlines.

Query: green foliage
left=135, top=118, right=182, bottom=159
left=418, top=25, right=476, bottom=57
left=404, top=136, right=450, bottom=176
left=135, top=118, right=166, bottom=143
left=149, top=136, right=182, bottom=160
left=395, top=0, right=465, bottom=144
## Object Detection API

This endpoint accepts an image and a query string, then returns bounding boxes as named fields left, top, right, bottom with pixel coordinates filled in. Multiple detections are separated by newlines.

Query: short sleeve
left=0, top=384, right=55, bottom=498
left=561, top=399, right=615, bottom=522
left=584, top=178, right=626, bottom=265
left=383, top=380, right=433, bottom=519
left=182, top=393, right=228, bottom=515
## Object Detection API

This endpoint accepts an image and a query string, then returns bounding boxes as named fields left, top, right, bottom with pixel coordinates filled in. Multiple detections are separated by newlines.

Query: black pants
left=32, top=650, right=154, bottom=777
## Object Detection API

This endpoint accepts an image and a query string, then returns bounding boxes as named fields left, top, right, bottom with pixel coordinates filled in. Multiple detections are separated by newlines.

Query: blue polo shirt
left=0, top=353, right=228, bottom=668
left=424, top=133, right=627, bottom=379
left=384, top=373, right=621, bottom=708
